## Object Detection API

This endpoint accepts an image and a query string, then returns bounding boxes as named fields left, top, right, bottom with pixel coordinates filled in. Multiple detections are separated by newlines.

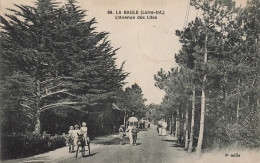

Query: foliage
left=116, top=83, right=147, bottom=119
left=154, top=0, right=260, bottom=151
left=0, top=0, right=128, bottom=134
left=1, top=132, right=66, bottom=160
left=146, top=104, right=163, bottom=122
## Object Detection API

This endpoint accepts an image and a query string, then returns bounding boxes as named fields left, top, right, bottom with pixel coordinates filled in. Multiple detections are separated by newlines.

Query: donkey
left=75, top=133, right=85, bottom=158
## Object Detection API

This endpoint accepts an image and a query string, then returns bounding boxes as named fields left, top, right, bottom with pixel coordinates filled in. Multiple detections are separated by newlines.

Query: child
left=118, top=125, right=124, bottom=145
left=131, top=125, right=139, bottom=146
left=80, top=122, right=88, bottom=146
left=66, top=126, right=75, bottom=153
left=73, top=124, right=80, bottom=147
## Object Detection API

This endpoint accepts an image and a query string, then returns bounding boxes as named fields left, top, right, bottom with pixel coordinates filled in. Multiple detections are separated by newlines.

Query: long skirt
left=73, top=136, right=78, bottom=146
left=162, top=128, right=167, bottom=136
left=128, top=132, right=133, bottom=144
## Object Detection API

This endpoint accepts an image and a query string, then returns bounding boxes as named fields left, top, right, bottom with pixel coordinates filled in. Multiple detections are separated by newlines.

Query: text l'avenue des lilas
left=107, top=10, right=165, bottom=20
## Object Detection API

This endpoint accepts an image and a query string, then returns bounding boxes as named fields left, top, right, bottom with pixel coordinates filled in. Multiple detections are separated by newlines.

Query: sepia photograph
left=0, top=0, right=259, bottom=162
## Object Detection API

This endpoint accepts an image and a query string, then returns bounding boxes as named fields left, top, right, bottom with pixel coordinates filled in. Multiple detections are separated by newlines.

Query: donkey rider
left=80, top=122, right=88, bottom=145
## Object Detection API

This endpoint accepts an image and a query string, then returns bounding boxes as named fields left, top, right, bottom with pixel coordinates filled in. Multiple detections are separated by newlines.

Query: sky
left=0, top=0, right=247, bottom=104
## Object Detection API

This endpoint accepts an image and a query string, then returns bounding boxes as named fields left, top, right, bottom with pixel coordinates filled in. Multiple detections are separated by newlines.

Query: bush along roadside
left=1, top=132, right=66, bottom=160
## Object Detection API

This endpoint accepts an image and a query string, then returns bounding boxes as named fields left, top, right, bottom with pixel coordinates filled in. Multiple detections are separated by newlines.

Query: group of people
left=139, top=120, right=146, bottom=129
left=66, top=122, right=88, bottom=152
left=118, top=123, right=139, bottom=145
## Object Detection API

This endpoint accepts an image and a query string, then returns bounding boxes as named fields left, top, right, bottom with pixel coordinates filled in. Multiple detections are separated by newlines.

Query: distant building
left=84, top=103, right=124, bottom=138
left=41, top=103, right=124, bottom=137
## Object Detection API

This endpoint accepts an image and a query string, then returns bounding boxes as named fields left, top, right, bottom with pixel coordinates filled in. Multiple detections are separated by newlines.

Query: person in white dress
left=73, top=124, right=80, bottom=147
left=162, top=121, right=168, bottom=136
left=80, top=122, right=88, bottom=146
left=66, top=126, right=75, bottom=152
left=118, top=125, right=125, bottom=145
left=126, top=124, right=133, bottom=144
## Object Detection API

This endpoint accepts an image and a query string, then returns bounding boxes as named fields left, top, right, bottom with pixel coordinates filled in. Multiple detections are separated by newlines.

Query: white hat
left=82, top=122, right=86, bottom=126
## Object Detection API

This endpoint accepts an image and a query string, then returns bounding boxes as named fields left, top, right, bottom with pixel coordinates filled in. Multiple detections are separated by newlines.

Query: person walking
left=66, top=126, right=75, bottom=152
left=162, top=121, right=167, bottom=136
left=126, top=124, right=133, bottom=144
left=118, top=125, right=125, bottom=145
left=147, top=121, right=151, bottom=128
left=131, top=125, right=139, bottom=146
left=157, top=121, right=163, bottom=135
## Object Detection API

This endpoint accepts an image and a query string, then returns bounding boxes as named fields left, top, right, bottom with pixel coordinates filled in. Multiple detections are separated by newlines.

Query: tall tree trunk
left=175, top=109, right=180, bottom=139
left=188, top=89, right=196, bottom=152
left=237, top=79, right=240, bottom=121
left=223, top=83, right=226, bottom=120
left=182, top=112, right=185, bottom=144
left=197, top=87, right=206, bottom=154
left=184, top=101, right=189, bottom=149
left=34, top=111, right=41, bottom=134
left=34, top=79, right=41, bottom=134
left=257, top=98, right=260, bottom=110
left=124, top=110, right=127, bottom=129
left=197, top=26, right=208, bottom=155
left=223, top=87, right=226, bottom=100
left=170, top=114, right=173, bottom=135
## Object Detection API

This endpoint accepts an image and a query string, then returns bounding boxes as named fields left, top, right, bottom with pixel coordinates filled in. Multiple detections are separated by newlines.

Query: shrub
left=1, top=132, right=66, bottom=160
left=203, top=113, right=260, bottom=150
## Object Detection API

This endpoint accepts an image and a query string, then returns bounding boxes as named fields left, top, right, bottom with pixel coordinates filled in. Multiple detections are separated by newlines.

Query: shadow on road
left=134, top=143, right=142, bottom=146
left=170, top=144, right=183, bottom=147
left=161, top=139, right=186, bottom=150
left=169, top=145, right=187, bottom=151
left=93, top=137, right=120, bottom=145
left=94, top=137, right=131, bottom=146
left=161, top=139, right=176, bottom=142
left=82, top=152, right=98, bottom=158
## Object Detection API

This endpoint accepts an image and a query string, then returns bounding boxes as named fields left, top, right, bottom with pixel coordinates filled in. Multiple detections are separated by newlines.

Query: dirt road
left=61, top=125, right=196, bottom=163
left=4, top=125, right=258, bottom=163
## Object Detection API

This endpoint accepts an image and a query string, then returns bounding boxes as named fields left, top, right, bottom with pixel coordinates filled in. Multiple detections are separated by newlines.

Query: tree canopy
left=116, top=83, right=147, bottom=119
left=0, top=0, right=128, bottom=134
left=153, top=0, right=260, bottom=153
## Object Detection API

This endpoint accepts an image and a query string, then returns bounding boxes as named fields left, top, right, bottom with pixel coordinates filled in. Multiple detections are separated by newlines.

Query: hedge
left=1, top=132, right=66, bottom=160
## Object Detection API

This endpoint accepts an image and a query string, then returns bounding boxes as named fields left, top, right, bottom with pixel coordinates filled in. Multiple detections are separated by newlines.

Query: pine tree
left=187, top=0, right=237, bottom=154
left=61, top=0, right=128, bottom=106
left=175, top=18, right=204, bottom=152
left=0, top=0, right=128, bottom=134
left=0, top=0, right=65, bottom=133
